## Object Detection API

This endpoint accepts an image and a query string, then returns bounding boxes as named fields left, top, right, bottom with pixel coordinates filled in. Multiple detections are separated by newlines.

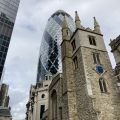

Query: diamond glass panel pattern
left=37, top=10, right=75, bottom=82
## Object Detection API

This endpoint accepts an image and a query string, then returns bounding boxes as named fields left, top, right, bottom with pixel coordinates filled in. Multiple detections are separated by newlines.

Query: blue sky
left=3, top=0, right=120, bottom=119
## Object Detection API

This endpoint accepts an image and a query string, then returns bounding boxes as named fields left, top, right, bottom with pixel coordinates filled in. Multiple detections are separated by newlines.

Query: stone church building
left=47, top=12, right=120, bottom=120
left=26, top=11, right=120, bottom=120
left=110, top=35, right=120, bottom=92
left=26, top=73, right=52, bottom=120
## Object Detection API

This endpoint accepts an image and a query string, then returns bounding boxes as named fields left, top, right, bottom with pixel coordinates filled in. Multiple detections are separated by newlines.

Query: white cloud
left=2, top=0, right=120, bottom=119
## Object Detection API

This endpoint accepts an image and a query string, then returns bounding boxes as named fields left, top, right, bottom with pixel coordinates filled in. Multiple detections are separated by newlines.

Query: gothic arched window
left=99, top=78, right=107, bottom=93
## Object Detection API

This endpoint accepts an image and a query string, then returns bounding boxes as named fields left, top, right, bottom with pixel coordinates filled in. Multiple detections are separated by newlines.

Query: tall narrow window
left=96, top=53, right=100, bottom=64
left=59, top=107, right=62, bottom=120
left=93, top=53, right=97, bottom=64
left=45, top=76, right=48, bottom=80
left=89, top=35, right=96, bottom=46
left=71, top=39, right=76, bottom=51
left=93, top=38, right=96, bottom=46
left=40, top=105, right=45, bottom=119
left=99, top=78, right=107, bottom=93
left=93, top=53, right=101, bottom=64
left=73, top=56, right=78, bottom=69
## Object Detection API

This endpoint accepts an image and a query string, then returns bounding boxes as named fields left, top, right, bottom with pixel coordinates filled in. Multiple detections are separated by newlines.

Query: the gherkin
left=37, top=10, right=75, bottom=82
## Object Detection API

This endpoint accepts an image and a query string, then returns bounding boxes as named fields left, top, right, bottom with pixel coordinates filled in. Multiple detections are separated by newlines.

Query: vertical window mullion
left=99, top=78, right=107, bottom=93
left=103, top=80, right=107, bottom=92
left=89, top=37, right=92, bottom=45
left=93, top=38, right=96, bottom=46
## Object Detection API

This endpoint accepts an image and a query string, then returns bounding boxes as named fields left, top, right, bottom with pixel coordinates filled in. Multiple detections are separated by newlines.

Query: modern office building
left=37, top=10, right=75, bottom=82
left=0, top=0, right=20, bottom=81
left=0, top=0, right=20, bottom=119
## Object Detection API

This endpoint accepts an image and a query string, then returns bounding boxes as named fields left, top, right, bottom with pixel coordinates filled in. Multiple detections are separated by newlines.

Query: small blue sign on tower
left=96, top=65, right=104, bottom=74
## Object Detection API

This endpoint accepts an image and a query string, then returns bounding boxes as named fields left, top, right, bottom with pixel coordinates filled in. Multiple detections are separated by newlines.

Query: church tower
left=61, top=16, right=78, bottom=120
left=61, top=12, right=120, bottom=120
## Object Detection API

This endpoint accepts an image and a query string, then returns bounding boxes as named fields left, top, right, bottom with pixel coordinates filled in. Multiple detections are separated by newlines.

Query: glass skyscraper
left=37, top=10, right=75, bottom=82
left=0, top=0, right=20, bottom=81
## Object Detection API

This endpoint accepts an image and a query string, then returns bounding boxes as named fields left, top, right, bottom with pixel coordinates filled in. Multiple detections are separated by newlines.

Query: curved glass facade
left=37, top=10, right=75, bottom=82
left=0, top=0, right=20, bottom=80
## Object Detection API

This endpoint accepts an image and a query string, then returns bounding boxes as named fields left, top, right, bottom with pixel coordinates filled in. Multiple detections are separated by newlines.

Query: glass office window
left=0, top=0, right=20, bottom=80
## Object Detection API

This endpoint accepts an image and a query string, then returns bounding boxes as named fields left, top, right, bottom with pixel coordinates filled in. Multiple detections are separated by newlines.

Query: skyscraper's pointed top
left=51, top=10, right=70, bottom=18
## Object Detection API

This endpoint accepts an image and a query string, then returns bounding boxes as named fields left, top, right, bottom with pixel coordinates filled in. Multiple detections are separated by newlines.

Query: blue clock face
left=96, top=65, right=104, bottom=74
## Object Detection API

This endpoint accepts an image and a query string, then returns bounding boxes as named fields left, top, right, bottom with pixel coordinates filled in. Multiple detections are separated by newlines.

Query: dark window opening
left=59, top=107, right=62, bottom=120
left=31, top=106, right=34, bottom=113
left=3, top=53, right=6, bottom=59
left=0, top=52, right=2, bottom=57
left=93, top=53, right=96, bottom=64
left=4, top=48, right=8, bottom=52
left=89, top=35, right=96, bottom=46
left=71, top=39, right=76, bottom=51
left=66, top=30, right=69, bottom=35
left=40, top=105, right=45, bottom=119
left=0, top=46, right=4, bottom=51
left=45, top=76, right=48, bottom=80
left=41, top=94, right=45, bottom=98
left=99, top=78, right=107, bottom=93
left=93, top=53, right=101, bottom=64
left=73, top=56, right=78, bottom=69
left=1, top=60, right=4, bottom=65
left=0, top=66, right=3, bottom=72
left=45, top=85, right=48, bottom=87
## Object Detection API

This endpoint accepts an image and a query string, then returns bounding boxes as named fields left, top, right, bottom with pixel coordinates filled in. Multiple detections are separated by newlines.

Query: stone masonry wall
left=73, top=47, right=98, bottom=120
left=81, top=46, right=120, bottom=120
left=61, top=39, right=78, bottom=120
